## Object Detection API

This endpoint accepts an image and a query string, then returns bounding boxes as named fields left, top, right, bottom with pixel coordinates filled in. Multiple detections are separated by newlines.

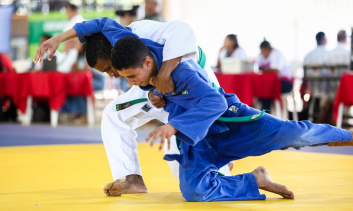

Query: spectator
left=64, top=3, right=85, bottom=32
left=216, top=34, right=246, bottom=70
left=327, top=30, right=350, bottom=66
left=256, top=40, right=293, bottom=112
left=143, top=0, right=164, bottom=22
left=304, top=32, right=329, bottom=65
left=60, top=41, right=88, bottom=124
left=59, top=3, right=84, bottom=73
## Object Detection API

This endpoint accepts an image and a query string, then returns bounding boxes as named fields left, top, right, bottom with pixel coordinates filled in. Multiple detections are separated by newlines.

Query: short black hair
left=337, top=30, right=346, bottom=42
left=111, top=36, right=152, bottom=70
left=316, top=32, right=326, bottom=44
left=66, top=3, right=78, bottom=11
left=85, top=33, right=112, bottom=68
left=260, top=39, right=271, bottom=49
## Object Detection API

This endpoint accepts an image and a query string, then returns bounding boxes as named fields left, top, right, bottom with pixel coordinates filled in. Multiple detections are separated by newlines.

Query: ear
left=144, top=56, right=152, bottom=67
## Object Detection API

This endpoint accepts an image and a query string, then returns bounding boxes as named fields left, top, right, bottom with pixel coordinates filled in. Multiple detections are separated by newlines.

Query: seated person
left=215, top=34, right=246, bottom=70
left=111, top=36, right=353, bottom=202
left=256, top=40, right=293, bottom=112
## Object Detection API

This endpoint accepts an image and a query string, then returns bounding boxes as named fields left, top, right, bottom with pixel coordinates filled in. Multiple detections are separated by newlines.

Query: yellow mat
left=1, top=144, right=353, bottom=211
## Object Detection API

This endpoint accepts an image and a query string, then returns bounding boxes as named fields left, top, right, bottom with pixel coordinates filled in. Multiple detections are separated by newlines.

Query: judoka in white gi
left=33, top=18, right=232, bottom=196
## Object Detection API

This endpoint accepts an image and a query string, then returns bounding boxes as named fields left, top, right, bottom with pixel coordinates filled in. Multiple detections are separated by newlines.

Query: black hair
left=260, top=38, right=271, bottom=49
left=337, top=30, right=346, bottom=42
left=66, top=3, right=78, bottom=11
left=85, top=33, right=112, bottom=68
left=226, top=34, right=239, bottom=50
left=41, top=34, right=52, bottom=40
left=111, top=36, right=152, bottom=70
left=316, top=32, right=326, bottom=45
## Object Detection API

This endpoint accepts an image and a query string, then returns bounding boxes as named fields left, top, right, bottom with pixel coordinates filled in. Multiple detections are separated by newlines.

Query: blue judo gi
left=74, top=17, right=352, bottom=202
left=138, top=49, right=352, bottom=202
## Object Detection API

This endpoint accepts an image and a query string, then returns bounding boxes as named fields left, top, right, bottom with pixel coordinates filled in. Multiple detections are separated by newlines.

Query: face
left=260, top=48, right=271, bottom=58
left=224, top=37, right=234, bottom=49
left=117, top=57, right=156, bottom=86
left=145, top=0, right=157, bottom=16
left=66, top=8, right=76, bottom=19
left=94, top=58, right=119, bottom=78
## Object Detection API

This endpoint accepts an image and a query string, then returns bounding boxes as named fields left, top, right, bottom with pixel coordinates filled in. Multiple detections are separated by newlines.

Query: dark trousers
left=261, top=79, right=293, bottom=113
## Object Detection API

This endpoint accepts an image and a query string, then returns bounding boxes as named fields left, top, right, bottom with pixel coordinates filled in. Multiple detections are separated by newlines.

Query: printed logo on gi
left=182, top=90, right=188, bottom=94
left=251, top=113, right=261, bottom=120
left=228, top=105, right=238, bottom=113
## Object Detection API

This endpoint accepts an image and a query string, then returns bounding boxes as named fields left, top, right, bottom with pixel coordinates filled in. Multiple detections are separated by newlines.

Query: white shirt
left=219, top=47, right=246, bottom=60
left=303, top=45, right=329, bottom=66
left=56, top=49, right=78, bottom=73
left=64, top=14, right=85, bottom=32
left=128, top=20, right=198, bottom=62
left=256, top=48, right=293, bottom=79
left=327, top=43, right=350, bottom=65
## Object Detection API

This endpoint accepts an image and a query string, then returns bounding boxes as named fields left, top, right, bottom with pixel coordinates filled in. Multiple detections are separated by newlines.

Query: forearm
left=159, top=56, right=182, bottom=77
left=56, top=28, right=78, bottom=43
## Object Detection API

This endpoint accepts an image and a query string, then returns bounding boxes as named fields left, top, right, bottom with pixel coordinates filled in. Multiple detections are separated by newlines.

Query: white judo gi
left=100, top=20, right=230, bottom=181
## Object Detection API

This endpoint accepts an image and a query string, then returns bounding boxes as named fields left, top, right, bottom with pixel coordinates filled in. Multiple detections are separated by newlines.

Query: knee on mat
left=180, top=180, right=209, bottom=202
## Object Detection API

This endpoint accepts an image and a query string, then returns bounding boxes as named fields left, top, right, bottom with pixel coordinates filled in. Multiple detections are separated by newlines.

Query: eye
left=127, top=75, right=136, bottom=78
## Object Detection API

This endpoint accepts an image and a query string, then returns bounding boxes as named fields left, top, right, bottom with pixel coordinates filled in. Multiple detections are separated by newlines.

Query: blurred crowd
left=0, top=0, right=351, bottom=125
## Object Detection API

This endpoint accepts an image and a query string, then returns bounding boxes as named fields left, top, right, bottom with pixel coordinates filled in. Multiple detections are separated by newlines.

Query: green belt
left=116, top=98, right=148, bottom=111
left=198, top=46, right=206, bottom=69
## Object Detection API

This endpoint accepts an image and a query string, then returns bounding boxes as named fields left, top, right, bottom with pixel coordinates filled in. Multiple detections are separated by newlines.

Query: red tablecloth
left=333, top=73, right=353, bottom=120
left=0, top=72, right=93, bottom=113
left=215, top=72, right=281, bottom=105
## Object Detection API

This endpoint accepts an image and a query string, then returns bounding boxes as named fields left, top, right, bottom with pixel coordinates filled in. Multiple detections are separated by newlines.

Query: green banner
left=28, top=11, right=115, bottom=58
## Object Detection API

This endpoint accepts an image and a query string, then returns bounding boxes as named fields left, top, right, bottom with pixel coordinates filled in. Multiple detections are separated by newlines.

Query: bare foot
left=328, top=131, right=353, bottom=146
left=228, top=161, right=234, bottom=171
left=252, top=166, right=294, bottom=199
left=103, top=175, right=149, bottom=196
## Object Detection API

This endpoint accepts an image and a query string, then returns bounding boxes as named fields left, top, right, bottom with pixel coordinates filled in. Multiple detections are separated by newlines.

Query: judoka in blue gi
left=111, top=36, right=353, bottom=202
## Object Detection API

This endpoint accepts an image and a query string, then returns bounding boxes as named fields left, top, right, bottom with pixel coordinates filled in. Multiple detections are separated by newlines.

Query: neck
left=149, top=60, right=158, bottom=86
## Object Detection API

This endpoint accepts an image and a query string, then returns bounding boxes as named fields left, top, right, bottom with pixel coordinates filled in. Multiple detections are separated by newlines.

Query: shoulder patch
left=228, top=105, right=238, bottom=113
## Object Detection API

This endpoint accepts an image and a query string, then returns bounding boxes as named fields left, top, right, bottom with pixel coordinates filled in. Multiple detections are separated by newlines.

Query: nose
left=127, top=78, right=136, bottom=86
left=106, top=70, right=115, bottom=78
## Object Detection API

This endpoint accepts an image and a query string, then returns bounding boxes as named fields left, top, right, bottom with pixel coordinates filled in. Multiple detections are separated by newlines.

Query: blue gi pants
left=170, top=103, right=352, bottom=202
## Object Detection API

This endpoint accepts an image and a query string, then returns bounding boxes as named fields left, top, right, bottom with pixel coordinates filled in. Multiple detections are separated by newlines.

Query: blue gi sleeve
left=72, top=17, right=139, bottom=46
left=167, top=68, right=228, bottom=146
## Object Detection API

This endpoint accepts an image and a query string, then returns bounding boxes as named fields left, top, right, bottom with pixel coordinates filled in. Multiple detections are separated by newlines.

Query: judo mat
left=1, top=143, right=353, bottom=211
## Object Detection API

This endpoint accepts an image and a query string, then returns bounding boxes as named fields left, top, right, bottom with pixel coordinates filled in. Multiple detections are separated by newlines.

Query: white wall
left=162, top=0, right=353, bottom=66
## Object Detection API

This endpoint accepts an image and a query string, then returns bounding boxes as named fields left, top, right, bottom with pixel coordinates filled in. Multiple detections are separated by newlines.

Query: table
left=215, top=72, right=282, bottom=105
left=0, top=72, right=94, bottom=126
left=333, top=73, right=353, bottom=128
